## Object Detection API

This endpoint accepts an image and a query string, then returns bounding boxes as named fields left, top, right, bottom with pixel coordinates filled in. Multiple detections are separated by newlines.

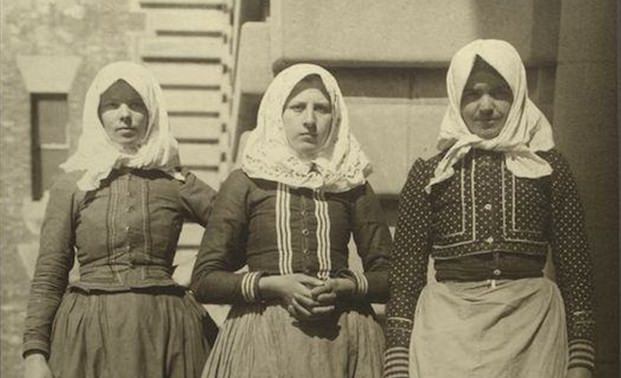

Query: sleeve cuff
left=383, top=346, right=410, bottom=378
left=337, top=269, right=368, bottom=297
left=240, top=271, right=264, bottom=303
left=23, top=339, right=50, bottom=360
left=568, top=339, right=595, bottom=371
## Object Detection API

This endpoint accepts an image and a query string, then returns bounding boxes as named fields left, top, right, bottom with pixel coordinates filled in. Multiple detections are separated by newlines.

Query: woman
left=383, top=40, right=595, bottom=378
left=23, top=61, right=217, bottom=378
left=191, top=63, right=391, bottom=377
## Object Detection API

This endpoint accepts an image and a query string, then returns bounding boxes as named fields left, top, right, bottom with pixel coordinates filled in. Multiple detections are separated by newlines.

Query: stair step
left=139, top=36, right=224, bottom=61
left=163, top=88, right=223, bottom=113
left=178, top=222, right=204, bottom=247
left=145, top=8, right=227, bottom=34
left=139, top=0, right=227, bottom=9
left=169, top=115, right=222, bottom=140
left=179, top=143, right=222, bottom=166
left=146, top=62, right=223, bottom=87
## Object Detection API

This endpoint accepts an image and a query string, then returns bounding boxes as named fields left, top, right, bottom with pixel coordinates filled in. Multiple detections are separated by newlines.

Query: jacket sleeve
left=190, top=170, right=262, bottom=304
left=346, top=182, right=392, bottom=303
left=548, top=150, right=596, bottom=371
left=22, top=175, right=77, bottom=358
left=179, top=170, right=217, bottom=227
left=384, top=159, right=432, bottom=378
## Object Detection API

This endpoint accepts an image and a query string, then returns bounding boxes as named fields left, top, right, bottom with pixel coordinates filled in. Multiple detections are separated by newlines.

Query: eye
left=314, top=104, right=331, bottom=114
left=491, top=86, right=512, bottom=100
left=129, top=102, right=146, bottom=112
left=100, top=101, right=119, bottom=111
left=461, top=89, right=480, bottom=101
left=288, top=103, right=305, bottom=113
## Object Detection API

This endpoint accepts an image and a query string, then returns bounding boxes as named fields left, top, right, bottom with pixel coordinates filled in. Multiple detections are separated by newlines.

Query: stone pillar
left=552, top=1, right=618, bottom=376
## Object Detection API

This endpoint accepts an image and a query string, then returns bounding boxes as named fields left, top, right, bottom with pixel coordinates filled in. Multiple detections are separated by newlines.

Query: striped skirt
left=201, top=301, right=384, bottom=378
left=409, top=277, right=568, bottom=378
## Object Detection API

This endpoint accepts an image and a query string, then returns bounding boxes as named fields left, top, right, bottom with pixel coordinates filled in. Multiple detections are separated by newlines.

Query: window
left=30, top=94, right=69, bottom=200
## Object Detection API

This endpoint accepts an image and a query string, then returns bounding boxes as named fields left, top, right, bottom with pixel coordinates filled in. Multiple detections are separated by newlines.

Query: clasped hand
left=258, top=274, right=355, bottom=322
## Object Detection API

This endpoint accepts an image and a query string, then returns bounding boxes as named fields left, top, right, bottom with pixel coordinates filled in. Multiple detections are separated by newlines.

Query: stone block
left=346, top=98, right=411, bottom=194
left=179, top=143, right=221, bottom=167
left=269, top=0, right=560, bottom=69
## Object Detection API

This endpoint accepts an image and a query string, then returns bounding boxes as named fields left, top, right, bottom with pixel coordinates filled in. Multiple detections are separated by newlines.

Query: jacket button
left=303, top=249, right=309, bottom=255
left=302, top=229, right=309, bottom=236
left=493, top=269, right=502, bottom=276
left=484, top=203, right=492, bottom=211
left=485, top=237, right=494, bottom=244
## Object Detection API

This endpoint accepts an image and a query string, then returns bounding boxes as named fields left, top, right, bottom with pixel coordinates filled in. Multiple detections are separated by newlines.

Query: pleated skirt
left=410, top=277, right=568, bottom=378
left=201, top=301, right=384, bottom=378
left=48, top=287, right=217, bottom=378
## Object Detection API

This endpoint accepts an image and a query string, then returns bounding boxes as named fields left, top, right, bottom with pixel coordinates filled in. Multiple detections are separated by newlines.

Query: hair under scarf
left=61, top=61, right=183, bottom=191
left=425, top=39, right=555, bottom=193
left=240, top=63, right=372, bottom=193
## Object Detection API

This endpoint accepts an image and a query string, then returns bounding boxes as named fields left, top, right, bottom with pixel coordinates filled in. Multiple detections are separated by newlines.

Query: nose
left=118, top=103, right=132, bottom=124
left=478, top=95, right=494, bottom=116
left=302, top=106, right=316, bottom=128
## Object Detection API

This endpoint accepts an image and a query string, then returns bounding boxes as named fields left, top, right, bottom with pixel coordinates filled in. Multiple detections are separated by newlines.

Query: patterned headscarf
left=241, top=63, right=372, bottom=193
left=61, top=61, right=183, bottom=191
left=426, top=39, right=555, bottom=192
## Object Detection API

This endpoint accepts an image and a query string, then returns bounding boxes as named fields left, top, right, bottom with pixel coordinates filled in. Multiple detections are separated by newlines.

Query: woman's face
left=99, top=79, right=148, bottom=150
left=282, top=76, right=333, bottom=159
left=460, top=62, right=513, bottom=140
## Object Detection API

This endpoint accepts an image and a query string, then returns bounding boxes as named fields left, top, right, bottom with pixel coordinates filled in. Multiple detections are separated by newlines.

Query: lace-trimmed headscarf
left=61, top=61, right=183, bottom=191
left=426, top=39, right=555, bottom=192
left=241, top=63, right=372, bottom=193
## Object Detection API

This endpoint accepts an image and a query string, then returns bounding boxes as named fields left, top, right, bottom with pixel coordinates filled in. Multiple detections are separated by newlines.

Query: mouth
left=475, top=118, right=502, bottom=127
left=116, top=127, right=138, bottom=136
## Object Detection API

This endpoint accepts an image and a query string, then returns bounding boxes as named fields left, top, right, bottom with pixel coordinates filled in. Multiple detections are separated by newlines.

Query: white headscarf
left=426, top=39, right=555, bottom=192
left=61, top=61, right=183, bottom=191
left=241, top=63, right=372, bottom=193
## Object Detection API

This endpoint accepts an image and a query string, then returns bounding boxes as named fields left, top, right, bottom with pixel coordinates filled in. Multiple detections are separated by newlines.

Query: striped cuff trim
left=568, top=339, right=594, bottom=349
left=568, top=361, right=595, bottom=371
left=384, top=347, right=409, bottom=359
left=568, top=339, right=595, bottom=370
left=351, top=270, right=368, bottom=296
left=383, top=360, right=409, bottom=377
left=241, top=272, right=262, bottom=303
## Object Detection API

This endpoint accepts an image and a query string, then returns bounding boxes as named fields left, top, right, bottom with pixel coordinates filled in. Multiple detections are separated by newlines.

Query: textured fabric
left=241, top=63, right=372, bottom=193
left=427, top=39, right=555, bottom=192
left=190, top=169, right=390, bottom=375
left=429, top=148, right=552, bottom=258
left=201, top=301, right=384, bottom=378
left=23, top=169, right=216, bottom=358
left=191, top=170, right=391, bottom=305
left=48, top=288, right=215, bottom=378
left=407, top=278, right=567, bottom=378
left=383, top=148, right=594, bottom=377
left=61, top=61, right=183, bottom=191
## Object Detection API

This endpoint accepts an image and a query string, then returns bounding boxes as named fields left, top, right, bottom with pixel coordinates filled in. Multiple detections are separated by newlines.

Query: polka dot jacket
left=383, top=148, right=595, bottom=377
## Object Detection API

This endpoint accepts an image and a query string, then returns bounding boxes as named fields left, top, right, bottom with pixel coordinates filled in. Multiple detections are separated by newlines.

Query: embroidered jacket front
left=384, top=148, right=595, bottom=377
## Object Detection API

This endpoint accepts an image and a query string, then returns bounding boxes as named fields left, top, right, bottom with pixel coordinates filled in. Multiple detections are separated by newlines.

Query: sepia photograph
left=0, top=0, right=618, bottom=377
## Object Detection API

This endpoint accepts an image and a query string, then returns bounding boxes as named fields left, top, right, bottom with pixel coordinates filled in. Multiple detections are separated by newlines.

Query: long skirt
left=201, top=301, right=384, bottom=378
left=48, top=286, right=217, bottom=378
left=410, top=277, right=568, bottom=378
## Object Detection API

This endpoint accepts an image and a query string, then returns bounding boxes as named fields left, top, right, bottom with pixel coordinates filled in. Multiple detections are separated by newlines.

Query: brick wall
left=0, top=1, right=145, bottom=375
